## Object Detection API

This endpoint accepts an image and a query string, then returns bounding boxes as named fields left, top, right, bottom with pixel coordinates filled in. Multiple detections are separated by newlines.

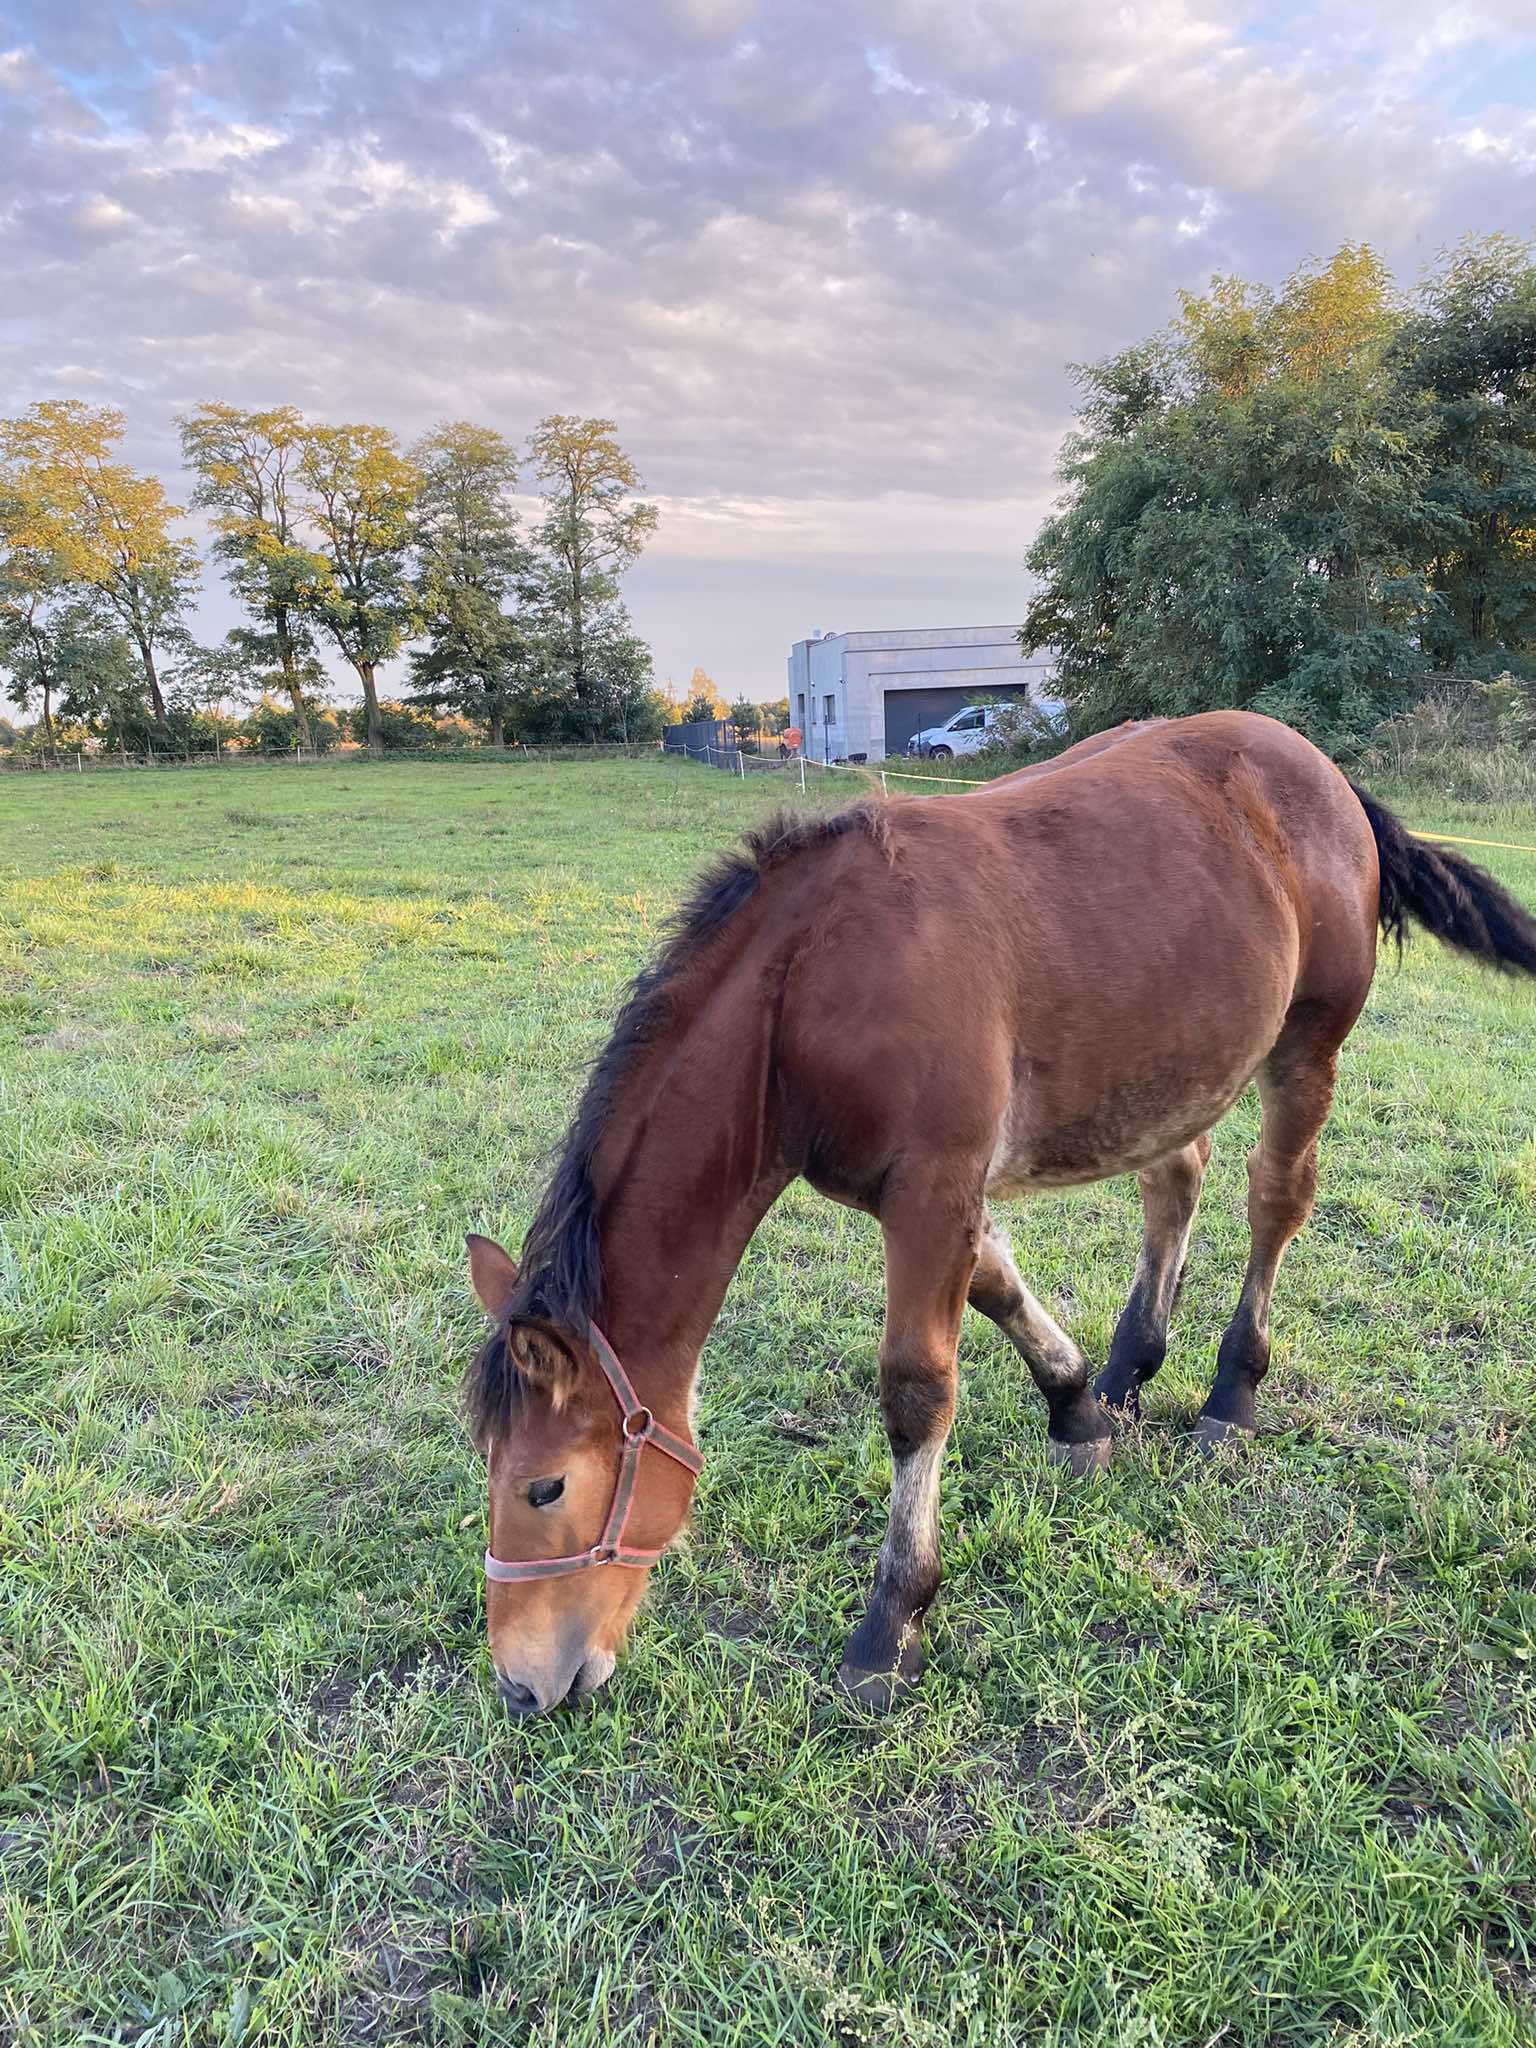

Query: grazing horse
left=464, top=711, right=1536, bottom=1715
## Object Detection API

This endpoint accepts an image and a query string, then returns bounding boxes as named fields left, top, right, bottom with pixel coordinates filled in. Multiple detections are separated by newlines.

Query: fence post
left=880, top=770, right=889, bottom=797
left=77, top=750, right=83, bottom=773
left=738, top=750, right=746, bottom=779
left=799, top=758, right=806, bottom=794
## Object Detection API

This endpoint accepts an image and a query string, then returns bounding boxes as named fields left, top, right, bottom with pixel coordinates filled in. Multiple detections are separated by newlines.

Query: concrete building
left=786, top=625, right=1058, bottom=763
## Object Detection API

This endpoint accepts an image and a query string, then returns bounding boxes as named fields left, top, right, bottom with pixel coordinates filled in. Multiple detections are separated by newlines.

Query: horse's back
left=784, top=713, right=1380, bottom=1196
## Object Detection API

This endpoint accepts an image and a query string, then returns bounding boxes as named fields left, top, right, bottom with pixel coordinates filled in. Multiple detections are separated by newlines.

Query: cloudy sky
left=3, top=1, right=1535, bottom=702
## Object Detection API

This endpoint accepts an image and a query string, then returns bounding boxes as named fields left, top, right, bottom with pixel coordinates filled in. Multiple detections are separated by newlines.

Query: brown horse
left=464, top=710, right=1536, bottom=1715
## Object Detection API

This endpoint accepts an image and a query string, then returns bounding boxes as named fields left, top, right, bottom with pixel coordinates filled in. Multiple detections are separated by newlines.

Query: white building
left=786, top=625, right=1059, bottom=763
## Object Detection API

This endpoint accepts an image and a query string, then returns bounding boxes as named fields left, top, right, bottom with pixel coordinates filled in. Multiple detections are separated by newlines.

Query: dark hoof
left=1046, top=1434, right=1113, bottom=1478
left=837, top=1633, right=924, bottom=1713
left=1191, top=1415, right=1255, bottom=1458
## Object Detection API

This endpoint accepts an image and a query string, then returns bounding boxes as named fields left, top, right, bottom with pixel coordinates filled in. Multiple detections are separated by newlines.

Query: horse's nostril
left=497, top=1677, right=541, bottom=1717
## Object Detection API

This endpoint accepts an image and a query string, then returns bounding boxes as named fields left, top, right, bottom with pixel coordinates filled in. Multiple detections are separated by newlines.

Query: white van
left=905, top=704, right=1002, bottom=760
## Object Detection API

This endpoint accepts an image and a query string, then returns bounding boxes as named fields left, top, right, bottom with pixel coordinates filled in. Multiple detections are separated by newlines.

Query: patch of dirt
left=841, top=1733, right=1089, bottom=1858
left=311, top=1646, right=459, bottom=1720
left=699, top=1604, right=763, bottom=1643
left=341, top=1911, right=448, bottom=2045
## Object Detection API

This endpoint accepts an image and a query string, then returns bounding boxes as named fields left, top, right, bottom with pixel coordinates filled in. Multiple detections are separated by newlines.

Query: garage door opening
left=882, top=684, right=1033, bottom=759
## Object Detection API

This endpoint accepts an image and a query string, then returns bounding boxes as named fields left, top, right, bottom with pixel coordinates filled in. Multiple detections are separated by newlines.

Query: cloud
left=0, top=0, right=1533, bottom=697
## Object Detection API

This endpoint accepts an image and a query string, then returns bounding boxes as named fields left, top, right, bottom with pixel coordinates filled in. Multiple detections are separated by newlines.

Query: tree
left=728, top=696, right=761, bottom=747
left=525, top=415, right=658, bottom=733
left=1023, top=245, right=1462, bottom=749
left=408, top=421, right=530, bottom=748
left=1397, top=235, right=1536, bottom=672
left=760, top=696, right=790, bottom=736
left=179, top=403, right=330, bottom=752
left=0, top=571, right=131, bottom=752
left=0, top=401, right=198, bottom=723
left=678, top=666, right=726, bottom=725
left=295, top=422, right=418, bottom=755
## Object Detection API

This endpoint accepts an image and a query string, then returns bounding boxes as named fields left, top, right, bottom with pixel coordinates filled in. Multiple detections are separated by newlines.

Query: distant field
left=3, top=755, right=1536, bottom=2047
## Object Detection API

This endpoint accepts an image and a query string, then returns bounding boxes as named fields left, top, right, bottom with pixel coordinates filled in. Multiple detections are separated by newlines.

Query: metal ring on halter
left=482, top=1318, right=702, bottom=1586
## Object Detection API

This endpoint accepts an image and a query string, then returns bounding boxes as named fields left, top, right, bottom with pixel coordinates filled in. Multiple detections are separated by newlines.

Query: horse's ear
left=466, top=1234, right=519, bottom=1318
left=507, top=1322, right=580, bottom=1402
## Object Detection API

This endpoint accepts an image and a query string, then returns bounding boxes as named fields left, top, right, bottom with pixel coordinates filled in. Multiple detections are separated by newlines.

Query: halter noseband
left=483, top=1318, right=702, bottom=1584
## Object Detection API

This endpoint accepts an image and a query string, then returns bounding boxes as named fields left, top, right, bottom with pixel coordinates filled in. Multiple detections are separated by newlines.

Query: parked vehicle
left=906, top=704, right=1003, bottom=759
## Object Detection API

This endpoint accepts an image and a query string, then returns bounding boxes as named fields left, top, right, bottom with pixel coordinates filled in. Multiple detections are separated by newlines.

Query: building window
left=797, top=694, right=805, bottom=722
left=823, top=694, right=835, bottom=725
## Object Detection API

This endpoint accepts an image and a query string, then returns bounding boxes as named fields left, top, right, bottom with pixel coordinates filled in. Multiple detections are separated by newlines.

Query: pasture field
left=4, top=755, right=1536, bottom=2048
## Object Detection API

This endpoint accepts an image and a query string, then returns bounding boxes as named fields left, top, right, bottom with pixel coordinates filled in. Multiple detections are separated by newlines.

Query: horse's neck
left=589, top=967, right=789, bottom=1414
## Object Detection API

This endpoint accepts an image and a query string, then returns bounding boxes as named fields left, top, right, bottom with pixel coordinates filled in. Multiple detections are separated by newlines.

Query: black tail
left=1348, top=782, right=1536, bottom=975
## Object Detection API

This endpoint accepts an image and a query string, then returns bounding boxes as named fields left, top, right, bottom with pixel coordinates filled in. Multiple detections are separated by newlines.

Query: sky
left=2, top=0, right=1535, bottom=704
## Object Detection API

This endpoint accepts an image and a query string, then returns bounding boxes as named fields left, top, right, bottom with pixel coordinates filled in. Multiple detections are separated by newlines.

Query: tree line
left=0, top=404, right=661, bottom=756
left=1023, top=235, right=1536, bottom=750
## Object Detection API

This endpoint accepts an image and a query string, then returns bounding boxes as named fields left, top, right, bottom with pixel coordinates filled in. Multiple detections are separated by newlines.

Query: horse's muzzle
left=496, top=1675, right=545, bottom=1717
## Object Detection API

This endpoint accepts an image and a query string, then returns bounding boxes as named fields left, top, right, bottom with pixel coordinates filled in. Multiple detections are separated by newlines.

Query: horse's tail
left=1348, top=782, right=1536, bottom=975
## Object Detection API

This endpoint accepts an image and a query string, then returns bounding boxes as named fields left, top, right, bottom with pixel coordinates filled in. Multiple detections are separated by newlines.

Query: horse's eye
left=526, top=1477, right=565, bottom=1509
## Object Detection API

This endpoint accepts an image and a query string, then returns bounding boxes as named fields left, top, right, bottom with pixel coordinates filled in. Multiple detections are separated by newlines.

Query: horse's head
left=465, top=1234, right=700, bottom=1717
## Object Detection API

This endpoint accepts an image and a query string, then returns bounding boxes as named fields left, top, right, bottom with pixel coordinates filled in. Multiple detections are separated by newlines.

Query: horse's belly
left=984, top=1046, right=1260, bottom=1193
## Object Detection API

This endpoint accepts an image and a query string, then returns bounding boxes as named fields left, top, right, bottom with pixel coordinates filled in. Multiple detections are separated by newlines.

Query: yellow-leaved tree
left=179, top=403, right=330, bottom=754
left=294, top=422, right=420, bottom=755
left=0, top=400, right=199, bottom=723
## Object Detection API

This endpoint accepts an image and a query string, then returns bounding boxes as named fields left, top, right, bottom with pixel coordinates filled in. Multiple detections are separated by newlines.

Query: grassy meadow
left=3, top=753, right=1536, bottom=2047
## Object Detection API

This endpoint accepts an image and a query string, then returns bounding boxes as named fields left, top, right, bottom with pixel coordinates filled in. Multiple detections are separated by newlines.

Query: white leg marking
left=884, top=1437, right=944, bottom=1575
left=981, top=1215, right=1087, bottom=1392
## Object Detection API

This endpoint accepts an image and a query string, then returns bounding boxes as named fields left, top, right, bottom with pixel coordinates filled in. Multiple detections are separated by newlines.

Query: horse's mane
left=466, top=797, right=889, bottom=1440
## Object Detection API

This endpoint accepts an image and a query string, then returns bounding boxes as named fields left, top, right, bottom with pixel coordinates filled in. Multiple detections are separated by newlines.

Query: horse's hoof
left=837, top=1635, right=924, bottom=1713
left=1047, top=1434, right=1113, bottom=1478
left=1190, top=1416, right=1254, bottom=1458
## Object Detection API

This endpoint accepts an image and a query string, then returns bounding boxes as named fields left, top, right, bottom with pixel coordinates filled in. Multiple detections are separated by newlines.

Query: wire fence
left=7, top=726, right=1534, bottom=853
left=0, top=739, right=665, bottom=775
left=670, top=738, right=995, bottom=796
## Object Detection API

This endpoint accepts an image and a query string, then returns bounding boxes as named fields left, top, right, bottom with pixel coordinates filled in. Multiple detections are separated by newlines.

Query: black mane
left=466, top=797, right=888, bottom=1440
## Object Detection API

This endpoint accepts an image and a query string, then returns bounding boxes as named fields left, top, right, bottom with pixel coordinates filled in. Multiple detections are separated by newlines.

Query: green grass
left=3, top=755, right=1536, bottom=2047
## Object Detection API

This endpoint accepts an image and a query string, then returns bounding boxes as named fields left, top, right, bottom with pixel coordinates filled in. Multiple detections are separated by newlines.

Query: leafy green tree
left=0, top=571, right=131, bottom=752
left=0, top=401, right=198, bottom=723
left=407, top=421, right=530, bottom=747
left=179, top=404, right=330, bottom=753
left=1397, top=236, right=1536, bottom=673
left=525, top=416, right=658, bottom=735
left=296, top=422, right=419, bottom=755
left=728, top=696, right=761, bottom=748
left=1023, top=246, right=1455, bottom=748
left=59, top=635, right=168, bottom=752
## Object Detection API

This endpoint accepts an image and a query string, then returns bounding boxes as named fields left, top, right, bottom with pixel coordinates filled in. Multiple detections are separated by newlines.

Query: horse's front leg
left=838, top=1181, right=978, bottom=1712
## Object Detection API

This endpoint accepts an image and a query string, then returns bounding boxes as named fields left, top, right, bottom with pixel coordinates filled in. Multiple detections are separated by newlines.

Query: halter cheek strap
left=483, top=1318, right=702, bottom=1584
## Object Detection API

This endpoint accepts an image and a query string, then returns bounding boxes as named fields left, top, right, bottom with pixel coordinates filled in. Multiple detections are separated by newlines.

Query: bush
left=980, top=697, right=1073, bottom=766
left=347, top=700, right=444, bottom=750
left=244, top=695, right=340, bottom=754
left=1360, top=677, right=1536, bottom=802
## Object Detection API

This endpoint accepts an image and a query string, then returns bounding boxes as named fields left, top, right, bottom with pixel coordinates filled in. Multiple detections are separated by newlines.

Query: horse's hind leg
left=1195, top=1037, right=1337, bottom=1450
left=1093, top=1136, right=1212, bottom=1419
left=839, top=1179, right=977, bottom=1712
left=968, top=1211, right=1112, bottom=1474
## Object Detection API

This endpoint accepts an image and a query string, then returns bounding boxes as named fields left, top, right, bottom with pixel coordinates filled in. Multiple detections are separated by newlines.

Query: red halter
left=483, top=1318, right=703, bottom=1584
